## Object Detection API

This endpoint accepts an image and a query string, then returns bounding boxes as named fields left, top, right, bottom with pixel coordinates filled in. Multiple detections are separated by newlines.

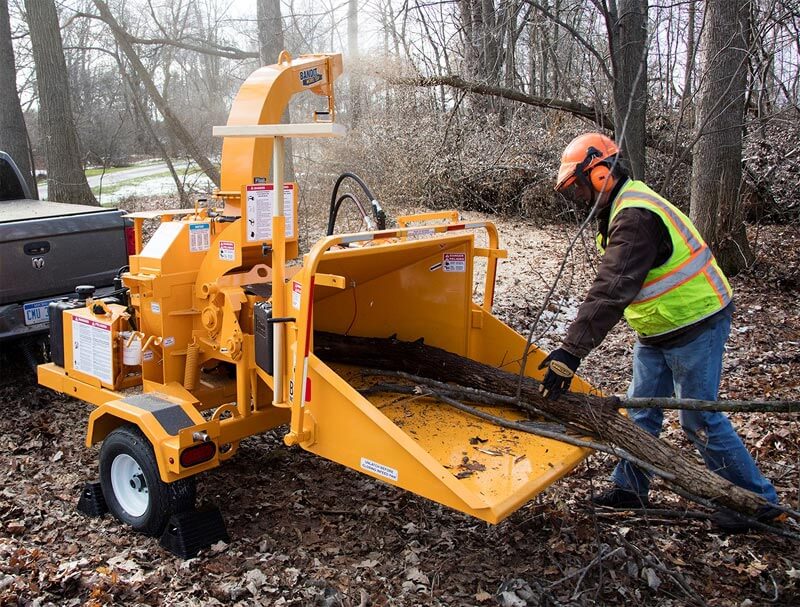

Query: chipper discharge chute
left=37, top=52, right=599, bottom=553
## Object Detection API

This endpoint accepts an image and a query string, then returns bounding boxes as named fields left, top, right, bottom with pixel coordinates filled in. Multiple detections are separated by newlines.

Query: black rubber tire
left=99, top=425, right=196, bottom=537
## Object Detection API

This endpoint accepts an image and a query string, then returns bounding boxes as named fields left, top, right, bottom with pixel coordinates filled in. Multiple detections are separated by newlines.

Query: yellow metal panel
left=302, top=357, right=488, bottom=511
left=61, top=304, right=129, bottom=391
left=313, top=234, right=475, bottom=355
left=300, top=359, right=586, bottom=524
left=38, top=363, right=123, bottom=406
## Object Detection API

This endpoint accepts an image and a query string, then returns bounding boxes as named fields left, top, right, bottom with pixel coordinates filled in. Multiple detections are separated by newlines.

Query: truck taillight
left=180, top=442, right=216, bottom=467
left=124, top=225, right=136, bottom=256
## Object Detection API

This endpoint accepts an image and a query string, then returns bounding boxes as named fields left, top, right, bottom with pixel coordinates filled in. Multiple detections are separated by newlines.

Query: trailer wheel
left=99, top=425, right=196, bottom=537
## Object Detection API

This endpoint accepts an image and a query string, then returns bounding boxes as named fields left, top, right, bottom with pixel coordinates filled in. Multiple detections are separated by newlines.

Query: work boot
left=711, top=505, right=785, bottom=533
left=591, top=487, right=649, bottom=509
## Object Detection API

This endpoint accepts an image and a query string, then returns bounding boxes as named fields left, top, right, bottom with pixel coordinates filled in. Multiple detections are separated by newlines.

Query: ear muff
left=589, top=164, right=613, bottom=192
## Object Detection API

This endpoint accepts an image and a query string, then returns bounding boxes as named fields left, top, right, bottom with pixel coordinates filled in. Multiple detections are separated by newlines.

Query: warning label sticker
left=291, top=281, right=302, bottom=310
left=189, top=223, right=210, bottom=252
left=245, top=184, right=295, bottom=242
left=219, top=240, right=235, bottom=261
left=71, top=316, right=113, bottom=385
left=443, top=252, right=466, bottom=272
left=360, top=457, right=398, bottom=482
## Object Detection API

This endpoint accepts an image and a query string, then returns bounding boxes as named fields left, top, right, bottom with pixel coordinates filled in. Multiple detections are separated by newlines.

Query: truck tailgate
left=0, top=204, right=128, bottom=305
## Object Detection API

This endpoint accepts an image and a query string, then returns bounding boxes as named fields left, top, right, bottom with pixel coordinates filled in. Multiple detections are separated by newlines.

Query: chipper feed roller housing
left=38, top=52, right=599, bottom=548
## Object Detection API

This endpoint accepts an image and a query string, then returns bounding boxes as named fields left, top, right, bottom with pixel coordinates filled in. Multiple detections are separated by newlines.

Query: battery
left=254, top=301, right=273, bottom=375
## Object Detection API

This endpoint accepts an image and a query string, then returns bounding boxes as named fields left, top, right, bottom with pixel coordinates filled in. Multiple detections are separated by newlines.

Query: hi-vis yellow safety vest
left=597, top=180, right=732, bottom=337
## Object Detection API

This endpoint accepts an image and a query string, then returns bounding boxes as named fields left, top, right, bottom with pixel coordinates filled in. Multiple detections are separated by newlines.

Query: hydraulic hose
left=326, top=172, right=386, bottom=235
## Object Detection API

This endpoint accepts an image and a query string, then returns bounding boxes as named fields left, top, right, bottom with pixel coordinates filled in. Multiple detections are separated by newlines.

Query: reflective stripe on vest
left=632, top=247, right=712, bottom=303
left=704, top=262, right=732, bottom=306
left=618, top=191, right=703, bottom=253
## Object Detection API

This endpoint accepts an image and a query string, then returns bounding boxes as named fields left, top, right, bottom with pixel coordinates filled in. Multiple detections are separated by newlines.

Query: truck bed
left=1, top=198, right=112, bottom=223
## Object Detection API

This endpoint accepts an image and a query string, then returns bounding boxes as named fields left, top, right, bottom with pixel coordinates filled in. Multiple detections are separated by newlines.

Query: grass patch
left=91, top=168, right=203, bottom=197
left=85, top=166, right=130, bottom=178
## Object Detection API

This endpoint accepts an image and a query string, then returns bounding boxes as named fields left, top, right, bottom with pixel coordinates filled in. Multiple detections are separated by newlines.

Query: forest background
left=1, top=0, right=799, bottom=276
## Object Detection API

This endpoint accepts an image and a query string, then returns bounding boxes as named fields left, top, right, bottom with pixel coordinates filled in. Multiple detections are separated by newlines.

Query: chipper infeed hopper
left=37, top=52, right=598, bottom=551
left=292, top=223, right=597, bottom=523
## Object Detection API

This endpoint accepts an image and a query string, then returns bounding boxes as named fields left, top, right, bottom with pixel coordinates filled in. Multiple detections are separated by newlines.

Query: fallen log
left=314, top=331, right=780, bottom=518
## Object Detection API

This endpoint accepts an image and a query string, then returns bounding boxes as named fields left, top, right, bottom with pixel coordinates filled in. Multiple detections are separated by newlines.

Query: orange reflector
left=180, top=441, right=216, bottom=467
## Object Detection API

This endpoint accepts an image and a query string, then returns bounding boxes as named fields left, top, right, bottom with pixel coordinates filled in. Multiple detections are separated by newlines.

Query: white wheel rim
left=110, top=453, right=149, bottom=518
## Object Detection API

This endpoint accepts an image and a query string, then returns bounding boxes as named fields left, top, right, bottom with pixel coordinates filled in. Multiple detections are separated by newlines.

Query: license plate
left=23, top=299, right=54, bottom=326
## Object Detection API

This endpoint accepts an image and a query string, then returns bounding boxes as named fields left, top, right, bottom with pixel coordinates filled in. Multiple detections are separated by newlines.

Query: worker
left=539, top=132, right=780, bottom=531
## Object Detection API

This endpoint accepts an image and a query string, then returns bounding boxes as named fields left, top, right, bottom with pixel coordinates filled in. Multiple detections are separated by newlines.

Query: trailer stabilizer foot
left=77, top=481, right=108, bottom=517
left=159, top=506, right=230, bottom=558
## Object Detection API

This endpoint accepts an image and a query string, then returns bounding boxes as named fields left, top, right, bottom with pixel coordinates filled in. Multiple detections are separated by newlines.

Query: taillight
left=124, top=224, right=136, bottom=257
left=180, top=441, right=216, bottom=467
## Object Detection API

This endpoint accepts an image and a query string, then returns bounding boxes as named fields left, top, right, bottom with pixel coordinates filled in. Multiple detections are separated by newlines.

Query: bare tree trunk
left=458, top=0, right=506, bottom=113
left=116, top=59, right=188, bottom=205
left=0, top=0, right=37, bottom=197
left=25, top=0, right=97, bottom=204
left=91, top=0, right=220, bottom=187
left=608, top=0, right=648, bottom=179
left=256, top=0, right=294, bottom=182
left=689, top=0, right=754, bottom=275
left=679, top=1, right=697, bottom=127
left=347, top=0, right=362, bottom=124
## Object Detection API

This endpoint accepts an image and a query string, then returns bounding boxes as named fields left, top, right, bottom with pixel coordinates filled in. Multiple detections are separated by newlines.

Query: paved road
left=39, top=161, right=190, bottom=199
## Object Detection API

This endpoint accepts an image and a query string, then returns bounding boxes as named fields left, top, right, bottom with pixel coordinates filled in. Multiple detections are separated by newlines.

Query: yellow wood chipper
left=38, top=52, right=598, bottom=556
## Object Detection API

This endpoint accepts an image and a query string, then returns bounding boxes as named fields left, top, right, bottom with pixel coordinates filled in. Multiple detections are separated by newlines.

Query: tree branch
left=390, top=74, right=614, bottom=127
left=72, top=11, right=259, bottom=60
left=625, top=397, right=800, bottom=413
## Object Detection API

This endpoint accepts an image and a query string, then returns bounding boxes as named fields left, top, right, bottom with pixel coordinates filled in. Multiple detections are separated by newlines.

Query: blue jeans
left=611, top=309, right=778, bottom=503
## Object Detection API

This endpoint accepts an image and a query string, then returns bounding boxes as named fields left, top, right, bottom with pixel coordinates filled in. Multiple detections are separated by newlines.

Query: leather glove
left=538, top=348, right=581, bottom=400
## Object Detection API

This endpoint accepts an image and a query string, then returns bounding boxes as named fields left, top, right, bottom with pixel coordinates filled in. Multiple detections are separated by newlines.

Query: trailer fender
left=86, top=393, right=219, bottom=482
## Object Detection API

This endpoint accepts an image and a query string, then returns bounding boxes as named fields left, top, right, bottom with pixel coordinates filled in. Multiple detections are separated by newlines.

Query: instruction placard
left=189, top=223, right=210, bottom=252
left=360, top=457, right=399, bottom=482
left=71, top=316, right=113, bottom=385
left=245, top=183, right=296, bottom=242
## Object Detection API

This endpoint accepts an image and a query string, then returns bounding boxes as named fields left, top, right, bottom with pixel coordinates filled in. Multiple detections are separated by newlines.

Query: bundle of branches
left=314, top=331, right=799, bottom=537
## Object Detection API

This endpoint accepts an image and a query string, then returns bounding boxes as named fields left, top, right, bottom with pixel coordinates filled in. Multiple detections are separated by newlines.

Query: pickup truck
left=0, top=151, right=131, bottom=358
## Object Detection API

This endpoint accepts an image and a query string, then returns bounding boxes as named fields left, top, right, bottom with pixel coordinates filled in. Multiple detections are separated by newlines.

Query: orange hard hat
left=555, top=133, right=619, bottom=191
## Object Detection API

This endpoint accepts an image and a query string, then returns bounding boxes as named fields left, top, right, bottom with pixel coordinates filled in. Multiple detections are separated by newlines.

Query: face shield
left=557, top=179, right=593, bottom=207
